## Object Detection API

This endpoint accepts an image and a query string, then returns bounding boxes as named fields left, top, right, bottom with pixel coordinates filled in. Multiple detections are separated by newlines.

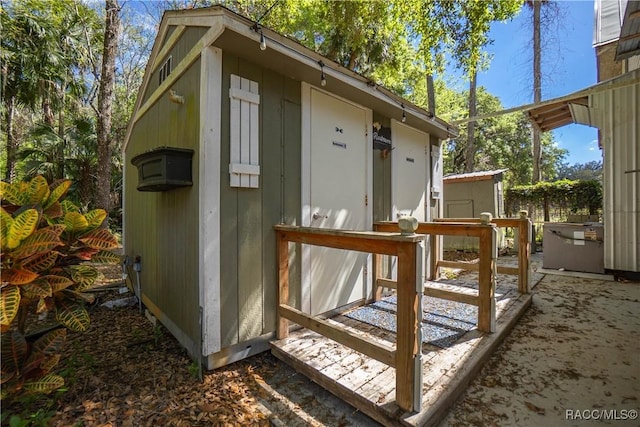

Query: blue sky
left=456, top=0, right=601, bottom=165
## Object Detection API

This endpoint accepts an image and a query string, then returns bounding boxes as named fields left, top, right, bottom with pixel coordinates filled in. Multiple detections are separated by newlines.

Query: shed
left=442, top=169, right=507, bottom=251
left=122, top=5, right=455, bottom=368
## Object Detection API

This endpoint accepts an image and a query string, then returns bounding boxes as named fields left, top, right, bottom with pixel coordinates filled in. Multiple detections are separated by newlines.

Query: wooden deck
left=271, top=266, right=539, bottom=427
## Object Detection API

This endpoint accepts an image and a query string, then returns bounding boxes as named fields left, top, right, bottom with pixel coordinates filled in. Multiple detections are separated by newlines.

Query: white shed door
left=308, top=89, right=369, bottom=316
left=392, top=121, right=429, bottom=222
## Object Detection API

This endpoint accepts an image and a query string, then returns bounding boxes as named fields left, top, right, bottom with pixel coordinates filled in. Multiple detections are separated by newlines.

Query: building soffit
left=452, top=73, right=640, bottom=138
left=616, top=0, right=640, bottom=61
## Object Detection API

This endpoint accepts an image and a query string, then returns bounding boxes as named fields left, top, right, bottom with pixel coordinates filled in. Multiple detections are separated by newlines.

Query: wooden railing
left=433, top=211, right=532, bottom=294
left=275, top=225, right=425, bottom=412
left=374, top=217, right=499, bottom=334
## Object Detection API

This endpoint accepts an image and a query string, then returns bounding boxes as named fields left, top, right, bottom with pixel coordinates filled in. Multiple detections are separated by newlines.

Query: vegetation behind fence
left=506, top=179, right=603, bottom=224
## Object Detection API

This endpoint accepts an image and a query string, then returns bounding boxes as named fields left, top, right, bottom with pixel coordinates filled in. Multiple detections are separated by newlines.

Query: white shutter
left=431, top=144, right=442, bottom=199
left=229, top=74, right=260, bottom=188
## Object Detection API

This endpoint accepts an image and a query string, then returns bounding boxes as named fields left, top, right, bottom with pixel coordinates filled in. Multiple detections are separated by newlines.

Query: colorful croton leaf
left=0, top=176, right=121, bottom=399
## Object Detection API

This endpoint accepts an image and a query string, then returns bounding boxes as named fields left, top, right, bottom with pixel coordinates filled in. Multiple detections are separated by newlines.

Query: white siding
left=591, top=70, right=640, bottom=272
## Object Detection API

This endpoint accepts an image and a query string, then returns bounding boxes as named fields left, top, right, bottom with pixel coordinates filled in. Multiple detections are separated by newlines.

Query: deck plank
left=337, top=357, right=389, bottom=391
left=320, top=351, right=364, bottom=381
left=271, top=270, right=534, bottom=427
left=358, top=365, right=396, bottom=403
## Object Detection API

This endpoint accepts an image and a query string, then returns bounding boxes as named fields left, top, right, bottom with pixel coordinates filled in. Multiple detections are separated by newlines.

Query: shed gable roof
left=443, top=169, right=507, bottom=183
left=123, top=5, right=456, bottom=153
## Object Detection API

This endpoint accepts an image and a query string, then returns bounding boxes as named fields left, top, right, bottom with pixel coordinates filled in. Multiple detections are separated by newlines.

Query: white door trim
left=301, top=83, right=373, bottom=314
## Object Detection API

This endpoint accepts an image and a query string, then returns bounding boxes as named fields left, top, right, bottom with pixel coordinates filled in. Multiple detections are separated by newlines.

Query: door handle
left=313, top=212, right=328, bottom=220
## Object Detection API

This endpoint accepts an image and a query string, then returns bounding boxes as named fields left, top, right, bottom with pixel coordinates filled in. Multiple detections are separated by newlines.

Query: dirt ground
left=441, top=267, right=640, bottom=427
left=4, top=258, right=639, bottom=426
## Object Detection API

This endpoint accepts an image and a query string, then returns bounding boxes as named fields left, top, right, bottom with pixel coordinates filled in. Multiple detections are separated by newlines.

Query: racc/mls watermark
left=565, top=409, right=638, bottom=421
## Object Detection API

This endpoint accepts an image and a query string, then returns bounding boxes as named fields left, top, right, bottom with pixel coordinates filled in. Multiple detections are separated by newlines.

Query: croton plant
left=1, top=176, right=120, bottom=399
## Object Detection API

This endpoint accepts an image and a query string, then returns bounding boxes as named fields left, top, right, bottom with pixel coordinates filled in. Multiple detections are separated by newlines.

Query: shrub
left=1, top=176, right=120, bottom=400
left=506, top=179, right=603, bottom=217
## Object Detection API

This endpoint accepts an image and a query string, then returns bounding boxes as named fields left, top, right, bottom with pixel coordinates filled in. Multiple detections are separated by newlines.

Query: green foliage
left=557, top=160, right=603, bottom=182
left=169, top=1, right=520, bottom=94
left=1, top=0, right=102, bottom=186
left=1, top=0, right=100, bottom=111
left=394, top=0, right=523, bottom=77
left=0, top=390, right=62, bottom=426
left=0, top=176, right=120, bottom=400
left=188, top=360, right=200, bottom=380
left=438, top=84, right=567, bottom=185
left=506, top=179, right=603, bottom=216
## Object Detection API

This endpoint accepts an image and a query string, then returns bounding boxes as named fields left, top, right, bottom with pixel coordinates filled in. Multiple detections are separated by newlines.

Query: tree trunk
left=95, top=0, right=120, bottom=215
left=464, top=71, right=477, bottom=173
left=4, top=97, right=17, bottom=181
left=43, top=97, right=55, bottom=127
left=543, top=194, right=550, bottom=222
left=426, top=73, right=436, bottom=116
left=532, top=0, right=542, bottom=183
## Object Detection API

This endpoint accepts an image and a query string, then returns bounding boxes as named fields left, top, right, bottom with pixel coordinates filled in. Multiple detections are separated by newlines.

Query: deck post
left=429, top=233, right=439, bottom=280
left=518, top=210, right=532, bottom=294
left=478, top=214, right=496, bottom=333
left=374, top=253, right=383, bottom=301
left=277, top=231, right=289, bottom=339
left=396, top=240, right=424, bottom=412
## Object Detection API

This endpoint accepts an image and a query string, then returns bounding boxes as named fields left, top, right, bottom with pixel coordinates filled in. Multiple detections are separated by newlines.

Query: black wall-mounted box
left=131, top=147, right=194, bottom=192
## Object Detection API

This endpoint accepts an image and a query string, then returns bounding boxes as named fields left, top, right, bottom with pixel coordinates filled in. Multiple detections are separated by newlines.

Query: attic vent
left=229, top=74, right=260, bottom=188
left=159, top=56, right=172, bottom=85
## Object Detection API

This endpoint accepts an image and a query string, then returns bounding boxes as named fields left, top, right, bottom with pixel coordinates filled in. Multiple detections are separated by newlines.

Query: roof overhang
left=123, top=6, right=456, bottom=153
left=443, top=169, right=508, bottom=184
left=526, top=96, right=589, bottom=132
left=616, top=0, right=640, bottom=61
left=526, top=72, right=640, bottom=132
left=452, top=72, right=640, bottom=132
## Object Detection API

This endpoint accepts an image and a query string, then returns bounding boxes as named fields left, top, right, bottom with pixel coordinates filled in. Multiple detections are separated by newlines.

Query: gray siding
left=444, top=180, right=500, bottom=218
left=124, top=54, right=202, bottom=355
left=373, top=114, right=392, bottom=222
left=142, top=26, right=209, bottom=105
left=219, top=53, right=302, bottom=348
left=443, top=179, right=502, bottom=251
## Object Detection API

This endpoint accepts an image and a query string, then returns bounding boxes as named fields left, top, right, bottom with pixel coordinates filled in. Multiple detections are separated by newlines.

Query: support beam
left=477, top=227, right=496, bottom=333
left=278, top=305, right=396, bottom=367
left=375, top=278, right=398, bottom=290
left=395, top=242, right=423, bottom=412
left=423, top=286, right=479, bottom=306
left=436, top=260, right=515, bottom=276
left=275, top=225, right=423, bottom=256
left=374, top=253, right=384, bottom=301
left=277, top=234, right=289, bottom=339
left=518, top=211, right=532, bottom=293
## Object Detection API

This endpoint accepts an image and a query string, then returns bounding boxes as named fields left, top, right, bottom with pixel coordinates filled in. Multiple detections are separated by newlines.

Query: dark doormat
left=344, top=295, right=477, bottom=348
